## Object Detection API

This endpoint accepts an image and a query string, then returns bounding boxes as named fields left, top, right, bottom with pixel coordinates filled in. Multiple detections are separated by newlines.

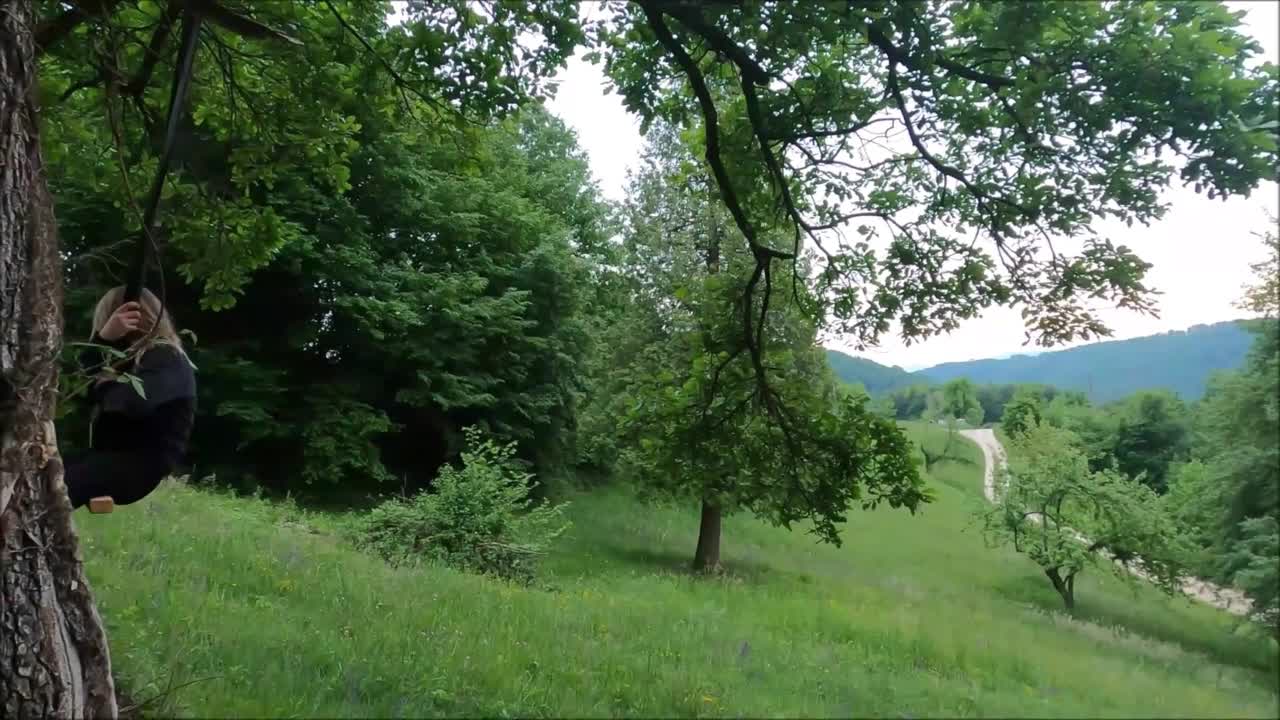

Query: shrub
left=354, top=427, right=571, bottom=584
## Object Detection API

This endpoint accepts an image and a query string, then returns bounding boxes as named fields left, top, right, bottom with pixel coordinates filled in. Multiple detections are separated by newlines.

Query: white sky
left=545, top=1, right=1280, bottom=370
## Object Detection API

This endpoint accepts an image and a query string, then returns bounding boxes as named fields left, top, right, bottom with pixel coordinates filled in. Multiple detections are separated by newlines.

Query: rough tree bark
left=1, top=1, right=119, bottom=716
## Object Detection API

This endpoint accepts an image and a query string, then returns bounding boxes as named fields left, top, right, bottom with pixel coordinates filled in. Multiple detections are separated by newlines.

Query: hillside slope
left=918, top=321, right=1254, bottom=403
left=829, top=320, right=1255, bottom=403
left=825, top=349, right=921, bottom=394
left=78, top=426, right=1277, bottom=717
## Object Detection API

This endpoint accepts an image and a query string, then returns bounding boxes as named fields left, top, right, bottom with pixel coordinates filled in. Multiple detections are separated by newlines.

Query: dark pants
left=63, top=450, right=167, bottom=509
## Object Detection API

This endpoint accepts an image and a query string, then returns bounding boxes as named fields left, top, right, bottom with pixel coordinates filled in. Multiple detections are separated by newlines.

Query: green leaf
left=126, top=374, right=147, bottom=400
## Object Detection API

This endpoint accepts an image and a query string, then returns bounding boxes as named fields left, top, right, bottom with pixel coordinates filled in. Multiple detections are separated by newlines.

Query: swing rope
left=85, top=3, right=297, bottom=514
left=123, top=2, right=202, bottom=307
left=90, top=6, right=202, bottom=515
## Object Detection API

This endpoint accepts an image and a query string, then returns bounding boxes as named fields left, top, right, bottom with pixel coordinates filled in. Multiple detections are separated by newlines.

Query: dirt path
left=959, top=428, right=1252, bottom=616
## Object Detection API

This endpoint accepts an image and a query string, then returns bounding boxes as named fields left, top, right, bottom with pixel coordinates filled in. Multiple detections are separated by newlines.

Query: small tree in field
left=921, top=378, right=984, bottom=465
left=981, top=422, right=1186, bottom=611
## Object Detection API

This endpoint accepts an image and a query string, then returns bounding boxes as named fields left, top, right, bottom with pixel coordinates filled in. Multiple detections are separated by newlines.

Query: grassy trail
left=78, top=423, right=1278, bottom=717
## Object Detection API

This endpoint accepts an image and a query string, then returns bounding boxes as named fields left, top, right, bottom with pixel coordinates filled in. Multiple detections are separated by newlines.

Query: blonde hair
left=91, top=286, right=184, bottom=354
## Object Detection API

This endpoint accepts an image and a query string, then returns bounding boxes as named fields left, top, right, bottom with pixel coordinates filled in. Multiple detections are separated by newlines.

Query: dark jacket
left=78, top=333, right=197, bottom=470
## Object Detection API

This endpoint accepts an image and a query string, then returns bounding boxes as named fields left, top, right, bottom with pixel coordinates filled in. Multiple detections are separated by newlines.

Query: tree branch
left=768, top=118, right=895, bottom=143
left=643, top=0, right=803, bottom=420
left=658, top=2, right=770, bottom=83
left=59, top=69, right=109, bottom=103
left=35, top=0, right=129, bottom=53
left=639, top=2, right=790, bottom=262
left=194, top=0, right=301, bottom=45
left=321, top=0, right=455, bottom=120
left=124, top=0, right=182, bottom=97
left=660, top=5, right=823, bottom=263
left=865, top=22, right=1014, bottom=89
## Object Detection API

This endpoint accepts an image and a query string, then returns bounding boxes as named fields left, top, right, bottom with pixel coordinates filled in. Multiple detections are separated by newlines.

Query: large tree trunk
left=692, top=500, right=721, bottom=572
left=1046, top=567, right=1076, bottom=611
left=1, top=2, right=119, bottom=716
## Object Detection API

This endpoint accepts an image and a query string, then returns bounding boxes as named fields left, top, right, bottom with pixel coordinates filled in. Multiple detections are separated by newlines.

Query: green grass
left=79, top=423, right=1278, bottom=717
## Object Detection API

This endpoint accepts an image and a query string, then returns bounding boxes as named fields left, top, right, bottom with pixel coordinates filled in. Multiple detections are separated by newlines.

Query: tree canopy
left=46, top=5, right=612, bottom=492
left=36, top=0, right=1280, bottom=434
left=599, top=0, right=1278, bottom=369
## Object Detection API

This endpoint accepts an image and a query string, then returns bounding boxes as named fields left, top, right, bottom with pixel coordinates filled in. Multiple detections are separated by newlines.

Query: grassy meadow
left=78, top=423, right=1279, bottom=717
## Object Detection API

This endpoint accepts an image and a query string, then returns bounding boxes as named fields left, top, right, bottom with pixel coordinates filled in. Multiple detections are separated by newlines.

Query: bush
left=354, top=427, right=571, bottom=584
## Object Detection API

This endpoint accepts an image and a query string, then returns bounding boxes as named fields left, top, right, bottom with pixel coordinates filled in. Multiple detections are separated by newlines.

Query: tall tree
left=1106, top=390, right=1190, bottom=493
left=54, top=91, right=607, bottom=494
left=1169, top=227, right=1279, bottom=635
left=599, top=125, right=928, bottom=570
left=1000, top=385, right=1044, bottom=438
left=1, top=3, right=117, bottom=716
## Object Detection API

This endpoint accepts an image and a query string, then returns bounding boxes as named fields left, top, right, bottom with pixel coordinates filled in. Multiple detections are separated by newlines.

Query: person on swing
left=64, top=286, right=196, bottom=510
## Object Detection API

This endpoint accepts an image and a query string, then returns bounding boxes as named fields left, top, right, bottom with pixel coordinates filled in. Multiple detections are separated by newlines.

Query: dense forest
left=827, top=319, right=1257, bottom=403
left=1, top=0, right=1277, bottom=715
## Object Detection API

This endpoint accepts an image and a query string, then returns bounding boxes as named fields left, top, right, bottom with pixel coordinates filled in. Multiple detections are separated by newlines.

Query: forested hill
left=828, top=320, right=1256, bottom=403
left=824, top=350, right=918, bottom=395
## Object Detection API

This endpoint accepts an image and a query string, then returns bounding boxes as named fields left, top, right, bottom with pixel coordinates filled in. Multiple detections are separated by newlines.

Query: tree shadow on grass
left=589, top=541, right=783, bottom=586
left=992, top=573, right=1278, bottom=676
left=931, top=474, right=977, bottom=496
left=920, top=451, right=979, bottom=474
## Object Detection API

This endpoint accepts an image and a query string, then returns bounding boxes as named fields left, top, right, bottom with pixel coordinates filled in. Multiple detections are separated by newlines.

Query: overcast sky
left=545, top=1, right=1280, bottom=370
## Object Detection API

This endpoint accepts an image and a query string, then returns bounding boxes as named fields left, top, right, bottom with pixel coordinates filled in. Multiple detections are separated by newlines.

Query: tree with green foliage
left=1106, top=390, right=1191, bottom=494
left=1041, top=392, right=1118, bottom=473
left=1039, top=388, right=1192, bottom=494
left=50, top=30, right=610, bottom=491
left=1168, top=228, right=1278, bottom=636
left=1239, top=218, right=1279, bottom=320
left=974, top=383, right=1015, bottom=425
left=921, top=378, right=983, bottom=465
left=970, top=382, right=1060, bottom=426
left=601, top=0, right=1278, bottom=401
left=1000, top=386, right=1044, bottom=438
left=8, top=2, right=588, bottom=712
left=883, top=383, right=934, bottom=420
left=943, top=379, right=985, bottom=428
left=869, top=393, right=897, bottom=421
left=596, top=125, right=928, bottom=570
left=982, top=422, right=1187, bottom=611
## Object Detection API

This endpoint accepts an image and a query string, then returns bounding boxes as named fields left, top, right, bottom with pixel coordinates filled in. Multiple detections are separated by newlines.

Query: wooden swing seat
left=88, top=496, right=115, bottom=514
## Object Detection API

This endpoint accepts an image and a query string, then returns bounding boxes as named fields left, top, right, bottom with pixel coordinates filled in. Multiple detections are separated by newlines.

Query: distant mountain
left=917, top=320, right=1255, bottom=403
left=824, top=350, right=920, bottom=395
left=827, top=320, right=1256, bottom=404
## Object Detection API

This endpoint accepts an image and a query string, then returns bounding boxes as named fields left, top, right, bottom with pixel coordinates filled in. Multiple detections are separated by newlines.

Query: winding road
left=959, top=428, right=1252, bottom=617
